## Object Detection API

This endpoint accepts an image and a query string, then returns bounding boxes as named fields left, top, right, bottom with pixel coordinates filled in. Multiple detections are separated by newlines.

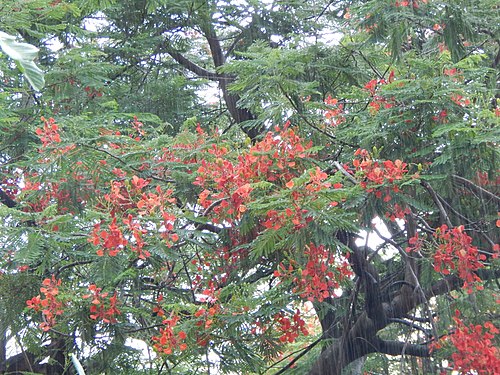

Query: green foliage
left=0, top=1, right=499, bottom=374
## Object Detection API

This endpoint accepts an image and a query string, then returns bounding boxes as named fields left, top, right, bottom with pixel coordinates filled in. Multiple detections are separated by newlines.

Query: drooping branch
left=421, top=180, right=453, bottom=227
left=452, top=174, right=500, bottom=205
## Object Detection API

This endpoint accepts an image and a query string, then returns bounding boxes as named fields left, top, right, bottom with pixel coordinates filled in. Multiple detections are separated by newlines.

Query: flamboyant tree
left=1, top=0, right=499, bottom=374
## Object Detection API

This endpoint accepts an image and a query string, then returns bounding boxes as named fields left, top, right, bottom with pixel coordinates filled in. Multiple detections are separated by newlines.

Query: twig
left=388, top=318, right=430, bottom=335
left=278, top=84, right=357, bottom=148
left=333, top=161, right=358, bottom=184
left=82, top=145, right=175, bottom=183
left=55, top=260, right=93, bottom=278
left=272, top=335, right=323, bottom=375
left=371, top=226, right=408, bottom=260
left=420, top=181, right=453, bottom=227
left=452, top=175, right=500, bottom=205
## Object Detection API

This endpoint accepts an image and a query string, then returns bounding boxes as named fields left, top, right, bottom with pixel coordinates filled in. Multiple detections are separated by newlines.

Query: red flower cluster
left=194, top=123, right=313, bottom=223
left=261, top=167, right=336, bottom=231
left=433, top=225, right=489, bottom=293
left=297, top=244, right=351, bottom=301
left=152, top=314, right=188, bottom=355
left=474, top=171, right=500, bottom=188
left=26, top=276, right=65, bottom=331
left=152, top=294, right=166, bottom=317
left=306, top=167, right=332, bottom=192
left=82, top=284, right=121, bottom=323
left=385, top=202, right=411, bottom=222
left=22, top=176, right=90, bottom=215
left=363, top=76, right=396, bottom=114
left=324, top=96, right=345, bottom=127
left=262, top=206, right=312, bottom=231
left=83, top=86, right=103, bottom=98
left=406, top=233, right=425, bottom=253
left=89, top=216, right=128, bottom=256
left=434, top=311, right=500, bottom=374
left=274, top=243, right=352, bottom=302
left=395, top=0, right=427, bottom=8
left=353, top=149, right=408, bottom=200
left=131, top=116, right=145, bottom=140
left=0, top=173, right=21, bottom=201
left=136, top=184, right=179, bottom=247
left=35, top=117, right=61, bottom=148
left=91, top=173, right=180, bottom=255
left=103, top=179, right=136, bottom=214
left=123, top=214, right=150, bottom=259
left=274, top=309, right=309, bottom=343
left=194, top=304, right=220, bottom=330
left=137, top=185, right=176, bottom=220
left=450, top=93, right=471, bottom=107
left=432, top=109, right=448, bottom=124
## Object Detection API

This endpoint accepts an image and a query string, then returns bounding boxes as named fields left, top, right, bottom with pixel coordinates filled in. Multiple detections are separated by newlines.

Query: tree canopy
left=0, top=1, right=499, bottom=374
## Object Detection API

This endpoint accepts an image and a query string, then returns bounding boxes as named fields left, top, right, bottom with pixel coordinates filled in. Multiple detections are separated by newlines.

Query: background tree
left=0, top=0, right=499, bottom=374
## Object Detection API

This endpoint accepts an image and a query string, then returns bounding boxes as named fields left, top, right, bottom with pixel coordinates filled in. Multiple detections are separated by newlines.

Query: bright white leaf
left=0, top=30, right=45, bottom=91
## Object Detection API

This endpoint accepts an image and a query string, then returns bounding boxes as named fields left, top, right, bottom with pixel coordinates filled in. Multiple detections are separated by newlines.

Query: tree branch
left=421, top=180, right=453, bottom=227
left=387, top=318, right=430, bottom=335
left=309, top=242, right=500, bottom=374
left=373, top=337, right=431, bottom=357
left=452, top=175, right=500, bottom=205
left=0, top=188, right=17, bottom=208
left=166, top=50, right=222, bottom=82
left=333, top=161, right=358, bottom=184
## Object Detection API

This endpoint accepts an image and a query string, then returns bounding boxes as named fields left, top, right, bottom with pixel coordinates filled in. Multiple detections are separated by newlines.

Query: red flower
left=274, top=309, right=309, bottom=343
left=35, top=117, right=62, bottom=148
left=437, top=312, right=500, bottom=374
left=152, top=314, right=188, bottom=355
left=433, top=225, right=487, bottom=293
left=82, top=285, right=121, bottom=323
left=89, top=217, right=128, bottom=257
left=26, top=276, right=65, bottom=331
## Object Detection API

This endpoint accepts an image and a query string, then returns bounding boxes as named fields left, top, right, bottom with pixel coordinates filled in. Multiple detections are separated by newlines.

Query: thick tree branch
left=387, top=318, right=430, bottom=335
left=373, top=337, right=431, bottom=357
left=166, top=50, right=222, bottom=82
left=202, top=21, right=226, bottom=68
left=54, top=260, right=93, bottom=278
left=0, top=188, right=17, bottom=208
left=351, top=244, right=386, bottom=324
left=426, top=268, right=500, bottom=299
left=309, top=245, right=500, bottom=375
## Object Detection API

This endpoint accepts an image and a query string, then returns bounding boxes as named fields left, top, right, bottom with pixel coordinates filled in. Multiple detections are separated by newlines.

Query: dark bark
left=166, top=50, right=221, bottom=82
left=0, top=325, right=5, bottom=373
left=164, top=16, right=261, bottom=140
left=45, top=338, right=67, bottom=375
left=0, top=188, right=17, bottom=208
left=3, top=351, right=45, bottom=374
left=2, top=338, right=67, bottom=375
left=166, top=48, right=259, bottom=139
left=308, top=233, right=500, bottom=375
